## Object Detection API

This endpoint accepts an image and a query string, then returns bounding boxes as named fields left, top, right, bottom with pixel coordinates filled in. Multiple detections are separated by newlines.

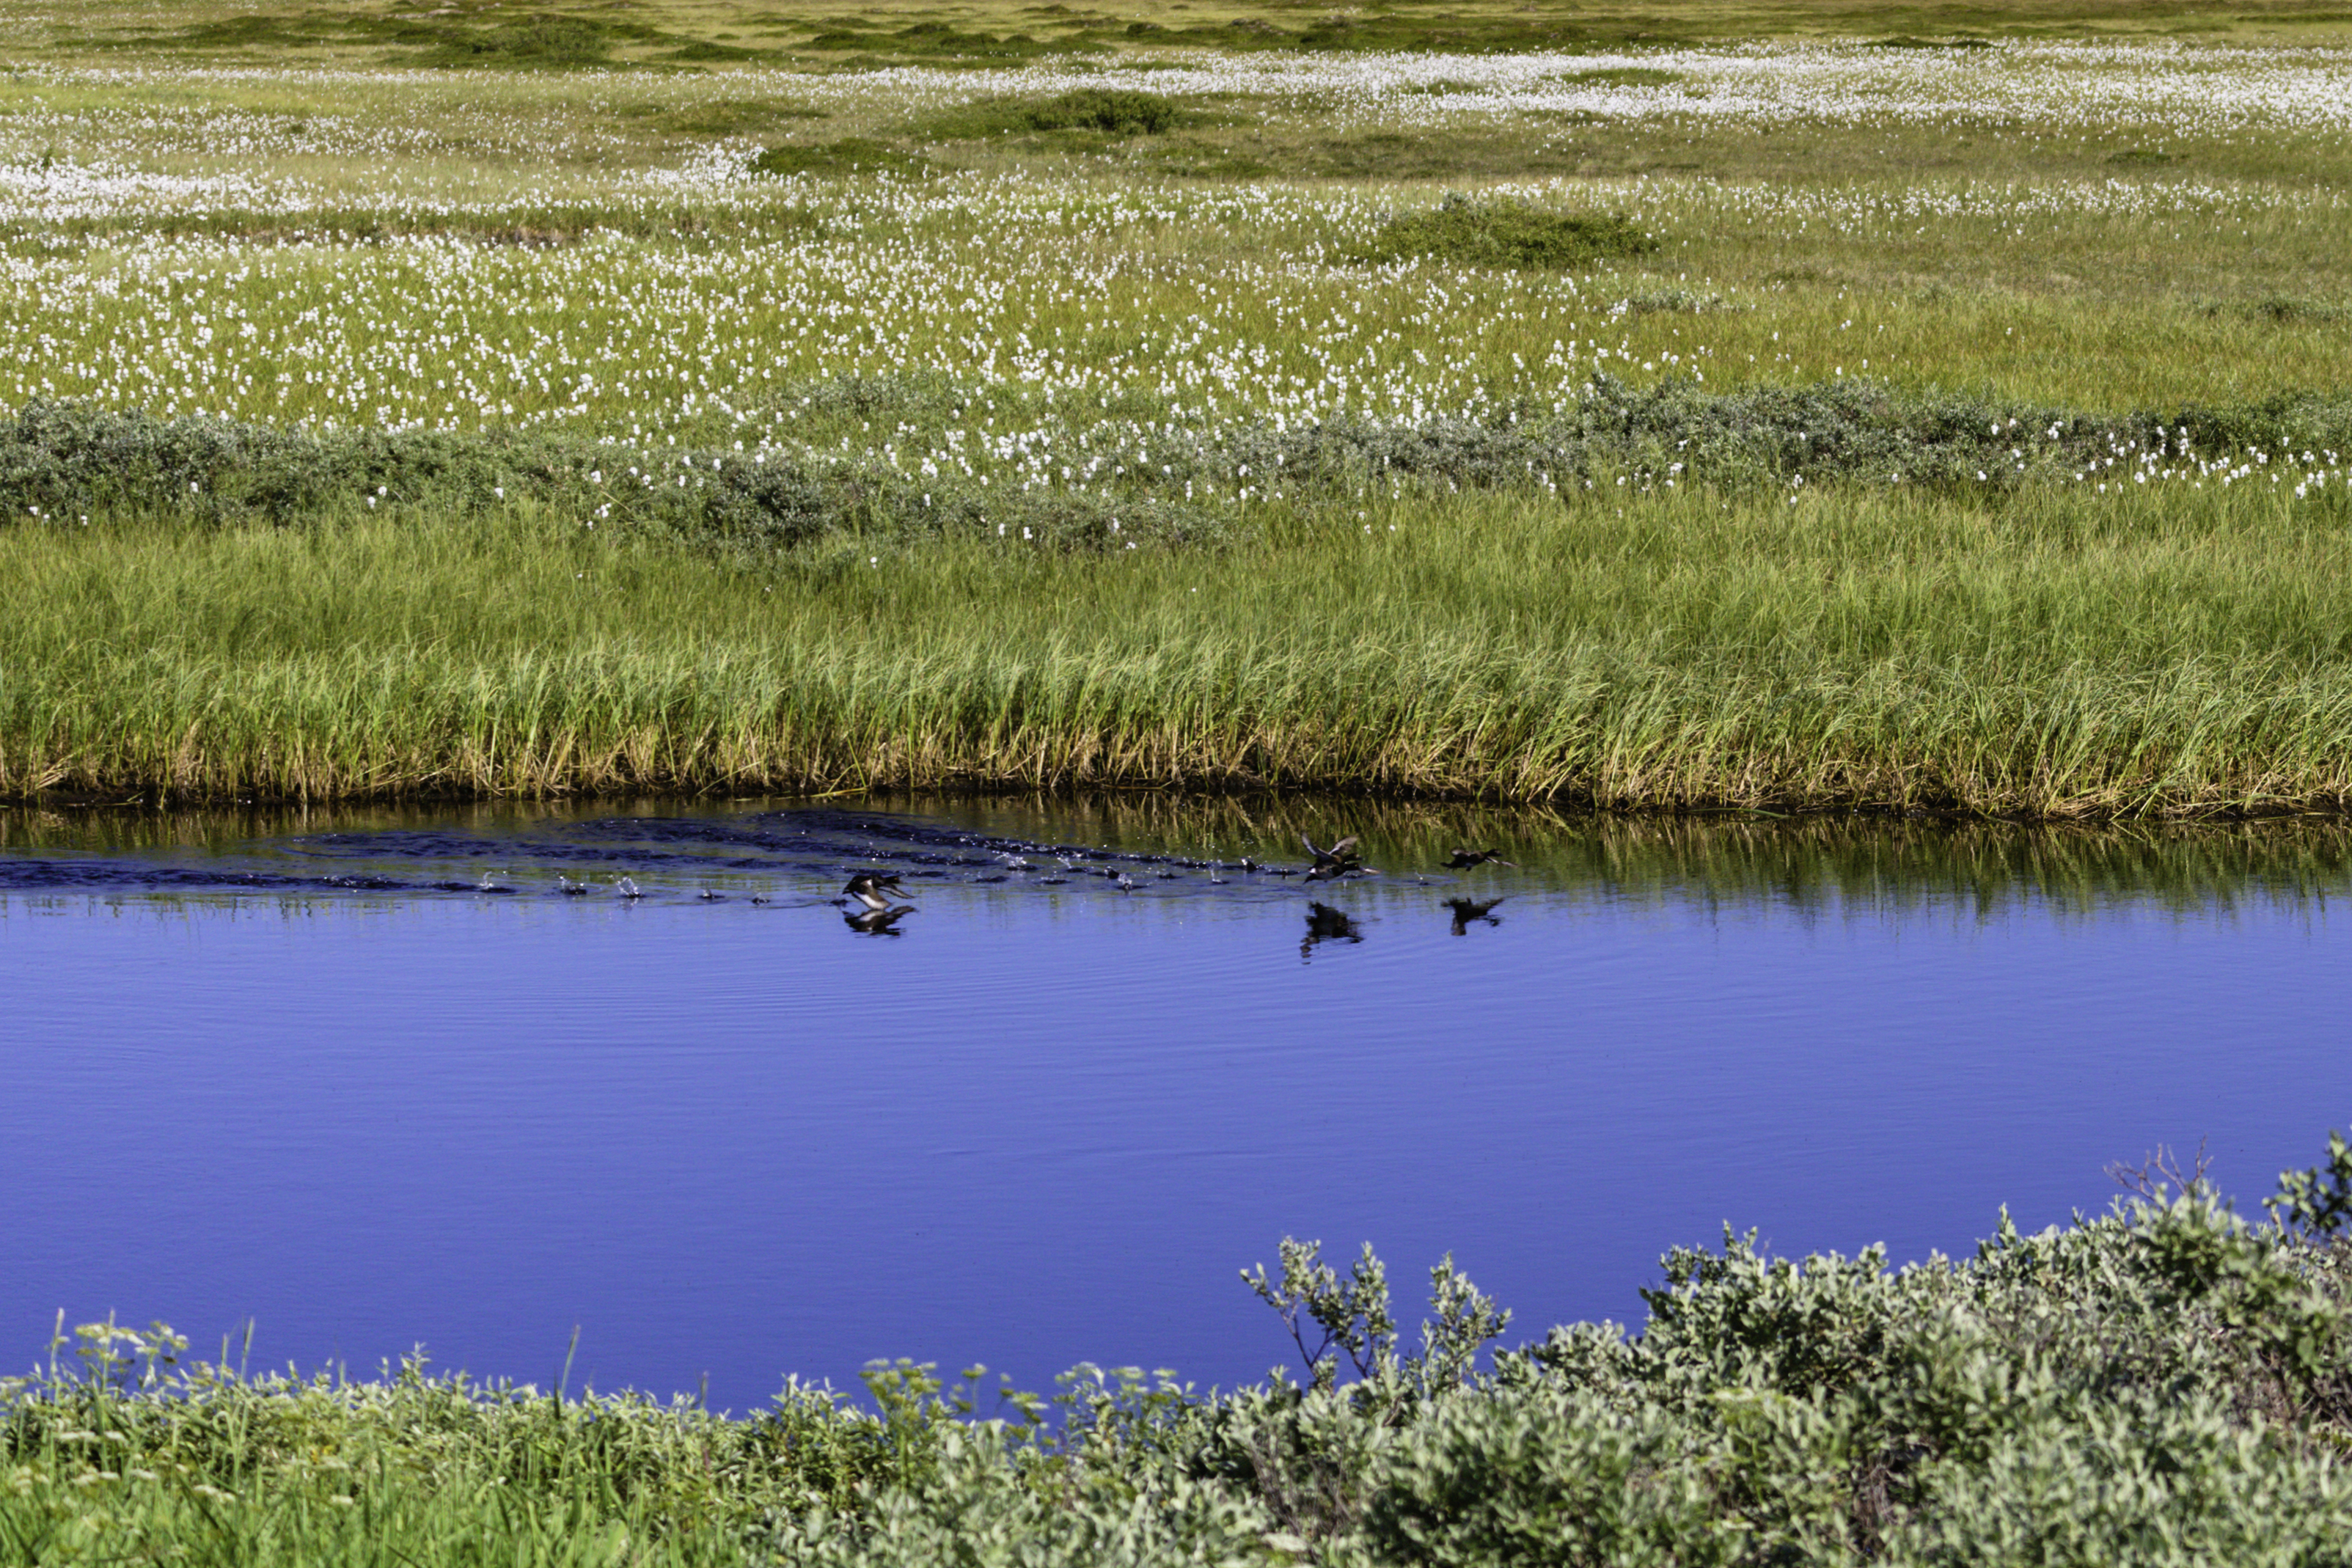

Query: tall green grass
left=6, top=477, right=2350, bottom=813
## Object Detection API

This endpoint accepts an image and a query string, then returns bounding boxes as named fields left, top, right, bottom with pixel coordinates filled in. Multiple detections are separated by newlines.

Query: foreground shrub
left=9, top=1137, right=2352, bottom=1564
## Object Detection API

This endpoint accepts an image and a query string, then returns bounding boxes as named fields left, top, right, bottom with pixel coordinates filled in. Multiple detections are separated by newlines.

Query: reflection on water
left=3, top=796, right=2349, bottom=1408
left=1446, top=897, right=1507, bottom=937
left=1301, top=901, right=1364, bottom=962
left=4, top=796, right=2347, bottom=920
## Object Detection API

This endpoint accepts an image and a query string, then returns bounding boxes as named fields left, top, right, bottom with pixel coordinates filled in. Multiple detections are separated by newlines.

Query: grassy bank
left=6, top=446, right=2351, bottom=813
left=11, top=1139, right=2352, bottom=1566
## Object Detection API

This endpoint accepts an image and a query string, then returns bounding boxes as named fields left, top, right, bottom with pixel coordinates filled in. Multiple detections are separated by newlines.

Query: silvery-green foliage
left=1361, top=1391, right=1729, bottom=1568
left=1244, top=1240, right=1400, bottom=1395
left=2271, top=1130, right=2352, bottom=1243
left=1240, top=1239, right=1510, bottom=1403
left=1201, top=1242, right=1514, bottom=1558
left=1217, top=377, right=2352, bottom=501
left=1880, top=1388, right=2352, bottom=1568
left=761, top=1425, right=1286, bottom=1568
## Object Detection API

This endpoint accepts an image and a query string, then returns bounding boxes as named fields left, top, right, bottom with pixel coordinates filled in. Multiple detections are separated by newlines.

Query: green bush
left=915, top=89, right=1186, bottom=141
left=1019, top=89, right=1182, bottom=135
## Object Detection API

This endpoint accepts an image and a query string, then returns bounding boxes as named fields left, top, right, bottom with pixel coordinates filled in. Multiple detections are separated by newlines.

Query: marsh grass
left=5, top=469, right=2351, bottom=813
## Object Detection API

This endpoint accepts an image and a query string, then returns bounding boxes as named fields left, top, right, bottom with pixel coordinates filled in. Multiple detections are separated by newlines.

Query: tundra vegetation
left=1, top=1, right=2350, bottom=813
left=11, top=1138, right=2352, bottom=1566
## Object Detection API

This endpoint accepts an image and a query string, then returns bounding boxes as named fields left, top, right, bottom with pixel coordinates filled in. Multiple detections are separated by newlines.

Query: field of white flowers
left=0, top=38, right=2346, bottom=493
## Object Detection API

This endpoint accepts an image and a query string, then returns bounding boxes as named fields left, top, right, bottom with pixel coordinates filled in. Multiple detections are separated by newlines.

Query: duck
left=843, top=873, right=908, bottom=910
left=1302, top=834, right=1372, bottom=882
left=1443, top=848, right=1517, bottom=870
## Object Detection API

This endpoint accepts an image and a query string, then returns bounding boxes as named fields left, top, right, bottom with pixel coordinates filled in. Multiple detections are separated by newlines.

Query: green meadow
left=1, top=0, right=2348, bottom=813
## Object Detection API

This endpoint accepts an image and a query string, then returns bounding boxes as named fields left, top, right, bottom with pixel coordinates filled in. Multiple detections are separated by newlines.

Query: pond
left=4, top=798, right=2347, bottom=1410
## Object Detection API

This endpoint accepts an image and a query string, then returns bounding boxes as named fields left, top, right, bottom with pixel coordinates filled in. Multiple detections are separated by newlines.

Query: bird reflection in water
left=1300, top=901, right=1363, bottom=962
left=1445, top=896, right=1506, bottom=936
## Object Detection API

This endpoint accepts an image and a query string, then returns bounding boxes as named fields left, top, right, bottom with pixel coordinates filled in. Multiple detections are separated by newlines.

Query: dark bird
left=1446, top=896, right=1506, bottom=936
left=843, top=873, right=908, bottom=911
left=1443, top=848, right=1517, bottom=870
left=1303, top=833, right=1372, bottom=882
left=557, top=874, right=588, bottom=897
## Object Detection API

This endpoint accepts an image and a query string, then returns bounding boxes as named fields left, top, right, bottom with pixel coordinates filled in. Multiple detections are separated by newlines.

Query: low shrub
left=915, top=89, right=1187, bottom=141
left=1020, top=88, right=1182, bottom=134
left=8, top=377, right=2350, bottom=556
left=1352, top=194, right=1657, bottom=271
left=750, top=137, right=928, bottom=177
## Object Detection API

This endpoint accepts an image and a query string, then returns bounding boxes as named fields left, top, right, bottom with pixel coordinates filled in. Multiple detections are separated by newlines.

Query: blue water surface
left=2, top=800, right=2345, bottom=1409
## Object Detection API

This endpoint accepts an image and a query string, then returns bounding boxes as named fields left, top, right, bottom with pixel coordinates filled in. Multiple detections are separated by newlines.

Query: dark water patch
left=7, top=797, right=2352, bottom=915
